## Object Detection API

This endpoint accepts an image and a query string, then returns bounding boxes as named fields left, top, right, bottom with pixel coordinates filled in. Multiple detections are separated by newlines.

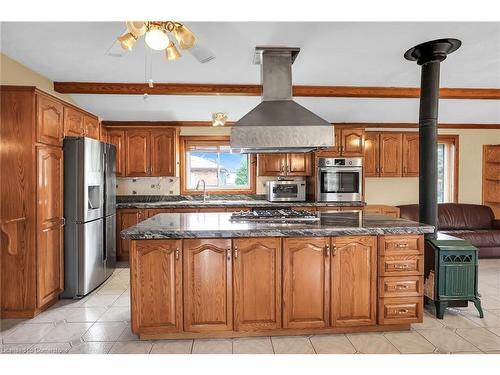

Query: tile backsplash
left=117, top=177, right=180, bottom=196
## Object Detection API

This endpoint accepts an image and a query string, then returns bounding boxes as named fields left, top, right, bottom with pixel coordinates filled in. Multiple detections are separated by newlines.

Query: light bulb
left=165, top=42, right=181, bottom=60
left=145, top=28, right=169, bottom=50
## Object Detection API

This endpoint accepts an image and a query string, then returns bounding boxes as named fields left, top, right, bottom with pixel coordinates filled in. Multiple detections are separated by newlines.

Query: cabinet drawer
left=379, top=235, right=423, bottom=256
left=379, top=255, right=423, bottom=276
left=378, top=276, right=423, bottom=298
left=378, top=297, right=423, bottom=325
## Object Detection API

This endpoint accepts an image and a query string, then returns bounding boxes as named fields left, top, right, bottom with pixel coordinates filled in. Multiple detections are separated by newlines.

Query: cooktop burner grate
left=230, top=209, right=319, bottom=223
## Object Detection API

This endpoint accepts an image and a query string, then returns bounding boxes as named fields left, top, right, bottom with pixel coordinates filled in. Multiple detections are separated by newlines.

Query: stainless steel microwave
left=266, top=180, right=306, bottom=202
left=316, top=157, right=363, bottom=202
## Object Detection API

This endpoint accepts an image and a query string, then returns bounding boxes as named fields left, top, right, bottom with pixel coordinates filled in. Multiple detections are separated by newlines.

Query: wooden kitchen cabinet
left=125, top=130, right=151, bottom=176
left=36, top=94, right=64, bottom=146
left=363, top=132, right=380, bottom=177
left=117, top=209, right=147, bottom=260
left=402, top=133, right=419, bottom=177
left=258, top=153, right=311, bottom=176
left=183, top=239, right=233, bottom=332
left=363, top=132, right=403, bottom=177
left=83, top=115, right=100, bottom=140
left=36, top=146, right=64, bottom=307
left=107, top=129, right=125, bottom=176
left=330, top=236, right=377, bottom=327
left=131, top=240, right=183, bottom=335
left=150, top=128, right=176, bottom=176
left=63, top=106, right=84, bottom=137
left=317, top=128, right=364, bottom=157
left=282, top=237, right=330, bottom=329
left=233, top=238, right=281, bottom=331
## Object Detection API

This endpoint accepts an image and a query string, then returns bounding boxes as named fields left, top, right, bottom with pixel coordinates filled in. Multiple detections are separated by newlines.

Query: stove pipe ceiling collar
left=230, top=46, right=334, bottom=153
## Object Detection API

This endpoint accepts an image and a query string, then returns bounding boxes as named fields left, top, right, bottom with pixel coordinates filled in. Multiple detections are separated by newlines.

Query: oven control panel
left=317, top=157, right=363, bottom=167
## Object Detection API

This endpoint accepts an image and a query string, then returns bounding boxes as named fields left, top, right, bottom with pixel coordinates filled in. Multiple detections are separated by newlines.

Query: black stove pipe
left=404, top=39, right=461, bottom=239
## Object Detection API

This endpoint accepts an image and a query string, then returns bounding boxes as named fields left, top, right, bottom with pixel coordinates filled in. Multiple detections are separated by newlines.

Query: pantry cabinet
left=183, top=238, right=233, bottom=332
left=258, top=153, right=311, bottom=176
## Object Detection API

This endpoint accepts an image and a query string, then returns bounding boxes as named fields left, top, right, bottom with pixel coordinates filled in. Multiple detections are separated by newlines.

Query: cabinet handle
left=332, top=244, right=337, bottom=256
left=404, top=166, right=407, bottom=174
left=280, top=164, right=285, bottom=173
left=376, top=167, right=380, bottom=173
left=234, top=246, right=238, bottom=259
left=396, top=284, right=409, bottom=290
left=397, top=309, right=409, bottom=314
left=227, top=248, right=231, bottom=261
left=395, top=264, right=409, bottom=269
left=175, top=248, right=180, bottom=260
left=396, top=243, right=409, bottom=248
left=381, top=167, right=384, bottom=173
left=325, top=244, right=330, bottom=257
left=61, top=217, right=66, bottom=227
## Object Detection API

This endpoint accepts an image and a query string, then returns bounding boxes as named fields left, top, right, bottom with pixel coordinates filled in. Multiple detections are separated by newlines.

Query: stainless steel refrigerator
left=62, top=137, right=117, bottom=298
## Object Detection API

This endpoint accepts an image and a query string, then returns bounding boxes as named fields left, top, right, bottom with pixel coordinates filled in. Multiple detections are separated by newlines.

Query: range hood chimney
left=230, top=47, right=334, bottom=153
left=404, top=38, right=461, bottom=239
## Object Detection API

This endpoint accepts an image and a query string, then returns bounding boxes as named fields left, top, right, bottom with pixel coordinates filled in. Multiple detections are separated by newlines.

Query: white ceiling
left=1, top=22, right=499, bottom=123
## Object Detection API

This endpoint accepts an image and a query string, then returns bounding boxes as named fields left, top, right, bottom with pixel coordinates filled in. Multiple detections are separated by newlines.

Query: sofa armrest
left=493, top=219, right=500, bottom=229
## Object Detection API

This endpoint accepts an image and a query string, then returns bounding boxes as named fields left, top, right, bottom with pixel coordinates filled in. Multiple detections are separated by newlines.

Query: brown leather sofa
left=398, top=203, right=500, bottom=259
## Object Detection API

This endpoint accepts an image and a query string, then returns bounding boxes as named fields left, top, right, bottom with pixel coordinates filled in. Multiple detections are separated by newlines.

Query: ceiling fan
left=105, top=21, right=215, bottom=64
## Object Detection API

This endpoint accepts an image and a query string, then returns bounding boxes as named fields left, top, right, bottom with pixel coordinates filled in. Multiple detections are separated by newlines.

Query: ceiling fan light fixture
left=126, top=21, right=147, bottom=36
left=165, top=42, right=181, bottom=60
left=173, top=24, right=196, bottom=50
left=118, top=32, right=138, bottom=51
left=145, top=27, right=170, bottom=50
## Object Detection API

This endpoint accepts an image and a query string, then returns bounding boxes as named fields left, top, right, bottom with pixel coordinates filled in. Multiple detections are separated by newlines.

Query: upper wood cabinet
left=363, top=132, right=403, bottom=177
left=233, top=237, right=282, bottom=331
left=282, top=237, right=330, bottom=329
left=150, top=128, right=176, bottom=176
left=258, top=153, right=312, bottom=176
left=36, top=94, right=64, bottom=146
left=63, top=107, right=84, bottom=137
left=330, top=236, right=377, bottom=327
left=402, top=133, right=419, bottom=177
left=36, top=146, right=64, bottom=307
left=107, top=130, right=125, bottom=177
left=183, top=239, right=233, bottom=332
left=130, top=240, right=183, bottom=335
left=318, top=128, right=364, bottom=157
left=83, top=115, right=100, bottom=140
left=125, top=130, right=151, bottom=176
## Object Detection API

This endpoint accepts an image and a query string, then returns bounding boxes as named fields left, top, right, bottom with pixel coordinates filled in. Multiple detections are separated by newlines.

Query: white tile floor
left=1, top=260, right=500, bottom=354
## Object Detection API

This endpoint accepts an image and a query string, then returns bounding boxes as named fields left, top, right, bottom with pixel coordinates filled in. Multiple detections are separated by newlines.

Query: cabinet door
left=100, top=126, right=108, bottom=143
left=258, top=154, right=286, bottom=176
left=283, top=237, right=330, bottom=329
left=107, top=130, right=125, bottom=177
left=125, top=130, right=151, bottom=176
left=63, top=107, right=84, bottom=137
left=183, top=239, right=232, bottom=332
left=402, top=133, right=419, bottom=177
left=331, top=236, right=377, bottom=326
left=286, top=153, right=312, bottom=176
left=341, top=128, right=364, bottom=156
left=36, top=94, right=64, bottom=146
left=117, top=209, right=145, bottom=260
left=379, top=133, right=403, bottom=177
left=233, top=238, right=281, bottom=331
left=150, top=129, right=176, bottom=176
left=83, top=115, right=100, bottom=140
left=36, top=146, right=64, bottom=307
left=130, top=240, right=183, bottom=335
left=364, top=132, right=379, bottom=177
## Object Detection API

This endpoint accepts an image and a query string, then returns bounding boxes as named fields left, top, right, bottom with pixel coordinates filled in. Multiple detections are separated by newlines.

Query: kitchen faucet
left=195, top=179, right=209, bottom=202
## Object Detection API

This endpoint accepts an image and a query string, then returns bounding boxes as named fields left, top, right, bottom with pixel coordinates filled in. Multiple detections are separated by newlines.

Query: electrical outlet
left=169, top=190, right=173, bottom=194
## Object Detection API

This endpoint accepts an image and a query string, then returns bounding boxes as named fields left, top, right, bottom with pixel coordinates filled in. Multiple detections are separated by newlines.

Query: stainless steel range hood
left=230, top=47, right=334, bottom=153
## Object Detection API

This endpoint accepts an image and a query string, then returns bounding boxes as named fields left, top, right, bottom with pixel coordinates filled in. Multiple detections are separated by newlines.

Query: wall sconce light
left=212, top=112, right=228, bottom=127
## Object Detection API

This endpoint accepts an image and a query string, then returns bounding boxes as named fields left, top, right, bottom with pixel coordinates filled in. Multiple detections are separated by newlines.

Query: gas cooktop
left=230, top=209, right=319, bottom=223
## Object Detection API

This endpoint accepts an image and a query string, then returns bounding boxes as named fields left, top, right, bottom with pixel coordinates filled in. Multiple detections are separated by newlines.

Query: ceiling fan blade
left=105, top=28, right=127, bottom=57
left=188, top=44, right=216, bottom=64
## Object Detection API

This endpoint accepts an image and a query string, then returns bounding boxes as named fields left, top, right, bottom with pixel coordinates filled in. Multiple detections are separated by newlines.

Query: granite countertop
left=121, top=211, right=434, bottom=239
left=116, top=195, right=366, bottom=209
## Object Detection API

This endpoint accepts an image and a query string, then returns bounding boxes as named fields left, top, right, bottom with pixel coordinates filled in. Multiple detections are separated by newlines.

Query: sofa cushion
left=441, top=230, right=500, bottom=248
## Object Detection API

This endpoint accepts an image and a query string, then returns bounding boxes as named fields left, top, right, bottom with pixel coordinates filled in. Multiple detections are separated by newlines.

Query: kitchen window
left=437, top=135, right=459, bottom=203
left=180, top=136, right=256, bottom=194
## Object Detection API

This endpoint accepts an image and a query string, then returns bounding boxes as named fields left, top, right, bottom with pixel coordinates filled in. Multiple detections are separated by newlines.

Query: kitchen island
left=122, top=211, right=433, bottom=339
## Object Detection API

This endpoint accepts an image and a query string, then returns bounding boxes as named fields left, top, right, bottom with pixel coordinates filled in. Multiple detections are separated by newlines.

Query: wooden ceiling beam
left=54, top=82, right=500, bottom=100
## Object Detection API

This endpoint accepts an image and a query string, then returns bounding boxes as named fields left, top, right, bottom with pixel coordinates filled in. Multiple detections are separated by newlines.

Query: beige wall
left=0, top=53, right=76, bottom=104
left=365, top=129, right=500, bottom=206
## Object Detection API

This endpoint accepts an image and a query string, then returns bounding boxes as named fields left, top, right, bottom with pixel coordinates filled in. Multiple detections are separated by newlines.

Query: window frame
left=179, top=135, right=257, bottom=195
left=437, top=134, right=459, bottom=203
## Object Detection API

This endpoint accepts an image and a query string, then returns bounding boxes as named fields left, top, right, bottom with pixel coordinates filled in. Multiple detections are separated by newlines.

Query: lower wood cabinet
left=331, top=236, right=377, bottom=327
left=117, top=209, right=147, bottom=260
left=183, top=238, right=233, bottom=332
left=131, top=240, right=183, bottom=335
left=282, top=237, right=330, bottom=329
left=233, top=238, right=281, bottom=331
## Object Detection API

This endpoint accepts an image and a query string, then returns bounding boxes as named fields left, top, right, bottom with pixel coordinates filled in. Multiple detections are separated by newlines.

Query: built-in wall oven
left=317, top=157, right=363, bottom=202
